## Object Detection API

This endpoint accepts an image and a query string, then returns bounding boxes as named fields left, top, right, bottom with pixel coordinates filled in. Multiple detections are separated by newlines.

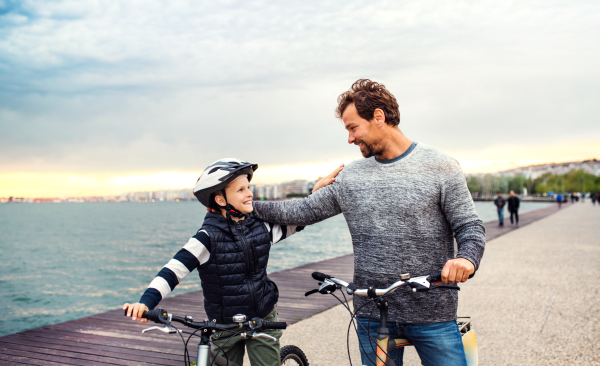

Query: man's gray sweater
left=253, top=143, right=486, bottom=323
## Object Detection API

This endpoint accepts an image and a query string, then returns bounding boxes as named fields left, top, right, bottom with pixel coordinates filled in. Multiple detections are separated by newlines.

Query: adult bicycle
left=128, top=309, right=309, bottom=366
left=306, top=271, right=478, bottom=366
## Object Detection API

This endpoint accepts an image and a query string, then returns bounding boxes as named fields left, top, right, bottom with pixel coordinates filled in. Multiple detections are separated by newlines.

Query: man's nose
left=348, top=133, right=355, bottom=144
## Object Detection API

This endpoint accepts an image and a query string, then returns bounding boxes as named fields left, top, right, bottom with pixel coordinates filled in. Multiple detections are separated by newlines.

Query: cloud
left=1, top=0, right=600, bottom=177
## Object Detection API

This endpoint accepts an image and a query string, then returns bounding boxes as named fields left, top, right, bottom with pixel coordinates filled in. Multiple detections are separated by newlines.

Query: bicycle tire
left=280, top=345, right=309, bottom=366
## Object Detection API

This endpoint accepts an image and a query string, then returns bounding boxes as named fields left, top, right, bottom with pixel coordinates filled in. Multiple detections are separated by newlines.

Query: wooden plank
left=484, top=204, right=560, bottom=241
left=0, top=347, right=119, bottom=366
left=16, top=327, right=187, bottom=355
left=0, top=353, right=70, bottom=366
left=2, top=334, right=184, bottom=365
left=0, top=345, right=154, bottom=366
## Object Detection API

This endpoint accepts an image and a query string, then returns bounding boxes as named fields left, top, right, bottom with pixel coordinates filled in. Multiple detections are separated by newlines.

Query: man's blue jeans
left=356, top=317, right=467, bottom=366
left=497, top=208, right=504, bottom=224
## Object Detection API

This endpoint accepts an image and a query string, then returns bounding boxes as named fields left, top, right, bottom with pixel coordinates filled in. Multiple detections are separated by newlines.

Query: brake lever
left=318, top=279, right=338, bottom=294
left=240, top=331, right=277, bottom=341
left=407, top=275, right=431, bottom=292
left=142, top=325, right=180, bottom=334
left=305, top=289, right=319, bottom=297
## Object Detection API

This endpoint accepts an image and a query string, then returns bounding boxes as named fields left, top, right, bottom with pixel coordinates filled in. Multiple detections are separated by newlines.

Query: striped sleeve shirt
left=139, top=221, right=303, bottom=310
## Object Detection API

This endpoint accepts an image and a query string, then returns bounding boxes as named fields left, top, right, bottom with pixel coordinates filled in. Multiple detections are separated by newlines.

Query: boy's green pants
left=211, top=307, right=282, bottom=366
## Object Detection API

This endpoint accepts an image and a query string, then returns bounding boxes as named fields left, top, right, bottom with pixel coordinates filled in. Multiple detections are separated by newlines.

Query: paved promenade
left=280, top=203, right=600, bottom=365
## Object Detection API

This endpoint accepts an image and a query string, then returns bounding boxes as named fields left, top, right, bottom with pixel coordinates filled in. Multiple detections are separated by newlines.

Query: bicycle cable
left=210, top=329, right=249, bottom=366
left=329, top=286, right=396, bottom=366
left=162, top=322, right=191, bottom=366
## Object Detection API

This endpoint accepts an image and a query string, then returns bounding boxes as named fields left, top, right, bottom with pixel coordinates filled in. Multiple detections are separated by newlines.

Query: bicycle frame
left=366, top=299, right=478, bottom=366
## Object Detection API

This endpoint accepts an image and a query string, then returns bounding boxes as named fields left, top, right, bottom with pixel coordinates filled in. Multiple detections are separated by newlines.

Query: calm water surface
left=0, top=200, right=552, bottom=336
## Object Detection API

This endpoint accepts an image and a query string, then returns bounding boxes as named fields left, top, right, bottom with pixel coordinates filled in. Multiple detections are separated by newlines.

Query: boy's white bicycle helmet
left=193, top=158, right=258, bottom=208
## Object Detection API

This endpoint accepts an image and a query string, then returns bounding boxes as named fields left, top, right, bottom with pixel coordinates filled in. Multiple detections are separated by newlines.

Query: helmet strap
left=220, top=189, right=246, bottom=219
left=220, top=189, right=243, bottom=239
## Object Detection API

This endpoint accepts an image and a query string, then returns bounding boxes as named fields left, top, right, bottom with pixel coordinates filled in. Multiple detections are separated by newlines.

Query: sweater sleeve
left=253, top=176, right=343, bottom=226
left=139, top=231, right=210, bottom=310
left=439, top=159, right=486, bottom=271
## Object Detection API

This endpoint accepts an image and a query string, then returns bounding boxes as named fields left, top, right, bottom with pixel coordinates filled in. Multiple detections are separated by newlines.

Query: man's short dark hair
left=335, top=79, right=400, bottom=127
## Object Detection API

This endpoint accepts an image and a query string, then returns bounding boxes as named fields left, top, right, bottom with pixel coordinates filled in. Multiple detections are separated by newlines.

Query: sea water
left=0, top=200, right=552, bottom=336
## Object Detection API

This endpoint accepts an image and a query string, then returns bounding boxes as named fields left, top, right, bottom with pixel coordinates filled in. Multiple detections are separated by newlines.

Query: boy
left=123, top=158, right=337, bottom=366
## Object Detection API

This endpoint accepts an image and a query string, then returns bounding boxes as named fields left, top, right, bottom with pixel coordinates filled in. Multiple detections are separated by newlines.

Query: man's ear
left=214, top=194, right=226, bottom=207
left=373, top=108, right=386, bottom=127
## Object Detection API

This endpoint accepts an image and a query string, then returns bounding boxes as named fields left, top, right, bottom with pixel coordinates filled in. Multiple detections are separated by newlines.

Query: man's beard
left=358, top=140, right=384, bottom=158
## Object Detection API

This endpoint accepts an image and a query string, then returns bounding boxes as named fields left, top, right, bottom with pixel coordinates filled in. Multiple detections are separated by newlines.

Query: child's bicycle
left=129, top=309, right=309, bottom=366
left=305, top=271, right=478, bottom=366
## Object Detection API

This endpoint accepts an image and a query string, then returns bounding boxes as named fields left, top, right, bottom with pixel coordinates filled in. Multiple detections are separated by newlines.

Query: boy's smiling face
left=215, top=175, right=254, bottom=216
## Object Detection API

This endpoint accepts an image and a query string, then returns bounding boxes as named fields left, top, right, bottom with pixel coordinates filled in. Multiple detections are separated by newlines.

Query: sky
left=1, top=0, right=599, bottom=197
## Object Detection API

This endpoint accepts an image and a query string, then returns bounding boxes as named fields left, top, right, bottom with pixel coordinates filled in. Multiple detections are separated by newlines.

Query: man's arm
left=253, top=178, right=343, bottom=226
left=439, top=159, right=486, bottom=283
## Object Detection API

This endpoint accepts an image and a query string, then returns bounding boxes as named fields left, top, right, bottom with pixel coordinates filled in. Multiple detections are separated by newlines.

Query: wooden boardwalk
left=0, top=204, right=563, bottom=365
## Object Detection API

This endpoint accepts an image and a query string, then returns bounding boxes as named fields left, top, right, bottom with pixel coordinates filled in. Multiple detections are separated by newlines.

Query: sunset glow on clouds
left=1, top=1, right=599, bottom=197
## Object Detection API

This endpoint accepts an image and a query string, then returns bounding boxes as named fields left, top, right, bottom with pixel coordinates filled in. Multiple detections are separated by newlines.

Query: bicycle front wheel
left=280, top=345, right=309, bottom=366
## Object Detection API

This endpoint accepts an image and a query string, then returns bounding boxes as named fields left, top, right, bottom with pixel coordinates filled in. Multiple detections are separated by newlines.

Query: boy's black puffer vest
left=198, top=212, right=278, bottom=323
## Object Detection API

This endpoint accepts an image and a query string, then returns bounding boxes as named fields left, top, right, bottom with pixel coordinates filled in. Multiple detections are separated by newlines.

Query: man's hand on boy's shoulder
left=123, top=302, right=149, bottom=323
left=312, top=164, right=344, bottom=193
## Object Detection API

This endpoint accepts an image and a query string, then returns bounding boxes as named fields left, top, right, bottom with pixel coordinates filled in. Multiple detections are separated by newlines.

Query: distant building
left=491, top=159, right=600, bottom=179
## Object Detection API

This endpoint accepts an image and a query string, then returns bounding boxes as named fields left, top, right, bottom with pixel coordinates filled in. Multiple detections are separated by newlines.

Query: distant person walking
left=507, top=190, right=520, bottom=225
left=557, top=193, right=563, bottom=209
left=494, top=192, right=506, bottom=226
left=591, top=193, right=597, bottom=205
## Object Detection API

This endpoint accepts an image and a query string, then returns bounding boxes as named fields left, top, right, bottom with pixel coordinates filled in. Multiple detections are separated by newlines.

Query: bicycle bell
left=233, top=314, right=247, bottom=323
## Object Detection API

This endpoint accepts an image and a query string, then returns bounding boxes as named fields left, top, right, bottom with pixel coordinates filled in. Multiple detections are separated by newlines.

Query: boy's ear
left=214, top=194, right=226, bottom=207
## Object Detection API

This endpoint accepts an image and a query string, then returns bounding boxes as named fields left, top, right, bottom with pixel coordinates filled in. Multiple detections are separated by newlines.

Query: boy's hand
left=313, top=164, right=344, bottom=193
left=123, top=302, right=149, bottom=323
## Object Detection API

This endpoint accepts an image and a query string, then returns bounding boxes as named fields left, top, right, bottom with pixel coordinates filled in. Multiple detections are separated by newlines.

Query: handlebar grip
left=312, top=272, right=332, bottom=281
left=262, top=321, right=287, bottom=330
left=429, top=271, right=475, bottom=282
left=429, top=272, right=442, bottom=281
left=141, top=309, right=166, bottom=323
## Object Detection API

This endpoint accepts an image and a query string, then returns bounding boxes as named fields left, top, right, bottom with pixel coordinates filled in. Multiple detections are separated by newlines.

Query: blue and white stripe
left=263, top=222, right=303, bottom=244
left=139, top=231, right=210, bottom=309
left=139, top=223, right=303, bottom=310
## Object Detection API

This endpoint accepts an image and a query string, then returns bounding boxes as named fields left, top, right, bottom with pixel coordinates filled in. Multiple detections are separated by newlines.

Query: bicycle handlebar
left=312, top=272, right=332, bottom=281
left=262, top=321, right=288, bottom=330
left=136, top=309, right=287, bottom=331
left=309, top=270, right=471, bottom=298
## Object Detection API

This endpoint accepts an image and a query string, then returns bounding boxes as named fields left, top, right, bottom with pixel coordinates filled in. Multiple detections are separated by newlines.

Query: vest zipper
left=237, top=222, right=257, bottom=313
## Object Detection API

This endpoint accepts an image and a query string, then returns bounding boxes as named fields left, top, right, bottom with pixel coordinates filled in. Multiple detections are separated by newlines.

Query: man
left=252, top=79, right=485, bottom=366
left=494, top=192, right=506, bottom=226
left=507, top=190, right=520, bottom=225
